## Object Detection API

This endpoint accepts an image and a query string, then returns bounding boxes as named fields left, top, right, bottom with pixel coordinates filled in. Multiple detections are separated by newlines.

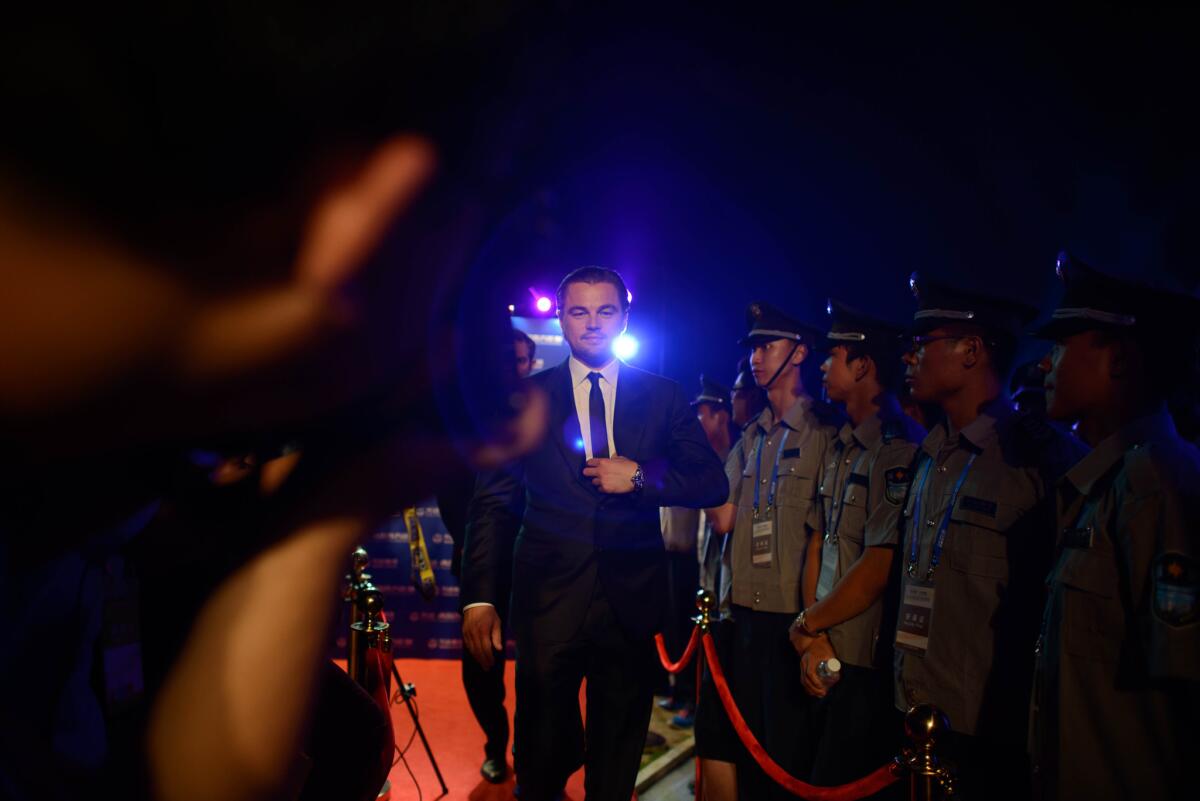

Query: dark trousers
left=731, top=605, right=814, bottom=801
left=939, top=730, right=1032, bottom=801
left=664, top=550, right=700, bottom=703
left=462, top=593, right=510, bottom=764
left=808, top=663, right=902, bottom=798
left=694, top=618, right=742, bottom=763
left=462, top=635, right=509, bottom=763
left=514, top=582, right=657, bottom=801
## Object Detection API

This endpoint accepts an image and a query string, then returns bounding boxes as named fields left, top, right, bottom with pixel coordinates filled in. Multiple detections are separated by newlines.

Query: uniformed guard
left=1030, top=252, right=1200, bottom=800
left=659, top=375, right=737, bottom=727
left=688, top=374, right=743, bottom=800
left=731, top=356, right=768, bottom=431
left=708, top=301, right=843, bottom=800
left=691, top=374, right=736, bottom=626
left=893, top=274, right=1086, bottom=801
left=785, top=298, right=925, bottom=787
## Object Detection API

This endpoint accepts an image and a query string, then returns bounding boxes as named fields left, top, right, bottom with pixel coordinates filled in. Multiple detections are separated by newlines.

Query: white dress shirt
left=568, top=355, right=620, bottom=459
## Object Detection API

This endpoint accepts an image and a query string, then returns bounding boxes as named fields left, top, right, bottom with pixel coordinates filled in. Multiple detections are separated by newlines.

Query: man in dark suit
left=461, top=266, right=728, bottom=801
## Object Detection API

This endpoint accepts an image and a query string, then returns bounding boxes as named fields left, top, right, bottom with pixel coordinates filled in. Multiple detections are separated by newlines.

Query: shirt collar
left=843, top=393, right=905, bottom=451
left=923, top=395, right=1011, bottom=457
left=755, top=394, right=813, bottom=436
left=1064, top=408, right=1178, bottom=496
left=569, top=355, right=620, bottom=387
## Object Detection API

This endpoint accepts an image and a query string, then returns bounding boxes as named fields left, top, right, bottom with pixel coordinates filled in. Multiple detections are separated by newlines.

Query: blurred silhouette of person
left=0, top=5, right=564, bottom=800
left=434, top=327, right=537, bottom=785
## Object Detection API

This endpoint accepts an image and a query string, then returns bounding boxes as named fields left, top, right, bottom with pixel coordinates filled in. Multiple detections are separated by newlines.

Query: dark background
left=3, top=4, right=1194, bottom=397
left=478, top=4, right=1197, bottom=389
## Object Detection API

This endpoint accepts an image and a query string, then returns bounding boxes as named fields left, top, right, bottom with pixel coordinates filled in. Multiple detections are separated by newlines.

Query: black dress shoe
left=480, top=757, right=508, bottom=784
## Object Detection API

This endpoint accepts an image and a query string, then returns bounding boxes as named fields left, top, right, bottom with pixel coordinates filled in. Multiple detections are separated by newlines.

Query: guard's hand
left=462, top=605, right=503, bottom=671
left=800, top=635, right=836, bottom=698
left=787, top=619, right=818, bottom=657
left=583, top=455, right=638, bottom=493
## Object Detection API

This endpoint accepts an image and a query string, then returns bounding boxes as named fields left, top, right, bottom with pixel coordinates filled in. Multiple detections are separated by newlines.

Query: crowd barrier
left=653, top=590, right=957, bottom=801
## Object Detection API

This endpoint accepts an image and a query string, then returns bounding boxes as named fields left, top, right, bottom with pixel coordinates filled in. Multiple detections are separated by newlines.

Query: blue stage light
left=614, top=333, right=639, bottom=360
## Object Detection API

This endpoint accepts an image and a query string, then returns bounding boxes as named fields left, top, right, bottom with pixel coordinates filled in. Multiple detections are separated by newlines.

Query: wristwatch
left=631, top=463, right=645, bottom=492
left=794, top=609, right=823, bottom=637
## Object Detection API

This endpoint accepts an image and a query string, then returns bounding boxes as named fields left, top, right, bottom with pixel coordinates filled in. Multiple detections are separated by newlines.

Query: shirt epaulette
left=881, top=418, right=906, bottom=444
left=1123, top=437, right=1199, bottom=499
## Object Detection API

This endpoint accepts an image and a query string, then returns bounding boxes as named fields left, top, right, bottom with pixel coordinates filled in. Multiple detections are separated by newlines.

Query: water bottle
left=817, top=657, right=841, bottom=688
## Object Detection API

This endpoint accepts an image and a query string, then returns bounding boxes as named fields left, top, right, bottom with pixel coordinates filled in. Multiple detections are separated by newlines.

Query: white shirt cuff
left=462, top=602, right=495, bottom=611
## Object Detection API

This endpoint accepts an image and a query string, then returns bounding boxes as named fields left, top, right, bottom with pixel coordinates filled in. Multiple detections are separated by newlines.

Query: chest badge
left=884, top=466, right=910, bottom=506
left=1153, top=553, right=1198, bottom=628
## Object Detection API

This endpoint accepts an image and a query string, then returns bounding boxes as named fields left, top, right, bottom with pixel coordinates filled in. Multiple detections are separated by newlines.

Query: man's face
left=1040, top=331, right=1109, bottom=422
left=750, top=338, right=804, bottom=389
left=731, top=389, right=754, bottom=428
left=696, top=402, right=729, bottom=447
left=558, top=281, right=627, bottom=367
left=820, top=345, right=858, bottom=402
left=514, top=340, right=533, bottom=379
left=902, top=327, right=969, bottom=403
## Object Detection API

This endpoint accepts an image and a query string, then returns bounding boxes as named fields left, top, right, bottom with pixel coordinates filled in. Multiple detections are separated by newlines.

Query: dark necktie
left=587, top=371, right=610, bottom=459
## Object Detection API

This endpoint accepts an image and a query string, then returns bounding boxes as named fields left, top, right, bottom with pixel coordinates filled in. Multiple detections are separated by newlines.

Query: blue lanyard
left=826, top=445, right=868, bottom=544
left=906, top=451, right=978, bottom=581
left=753, top=428, right=790, bottom=518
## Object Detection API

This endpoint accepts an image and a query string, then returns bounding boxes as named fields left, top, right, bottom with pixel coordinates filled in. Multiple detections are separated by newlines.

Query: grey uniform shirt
left=814, top=397, right=923, bottom=668
left=729, top=396, right=836, bottom=615
left=894, top=398, right=1086, bottom=741
left=1030, top=410, right=1200, bottom=800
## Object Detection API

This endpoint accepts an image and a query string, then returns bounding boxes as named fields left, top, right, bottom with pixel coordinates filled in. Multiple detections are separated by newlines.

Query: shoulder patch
left=1153, top=552, right=1199, bottom=628
left=884, top=466, right=910, bottom=505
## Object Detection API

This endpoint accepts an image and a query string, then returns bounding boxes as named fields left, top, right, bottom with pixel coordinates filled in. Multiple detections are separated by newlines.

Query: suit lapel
left=547, top=360, right=588, bottom=482
left=613, top=364, right=649, bottom=459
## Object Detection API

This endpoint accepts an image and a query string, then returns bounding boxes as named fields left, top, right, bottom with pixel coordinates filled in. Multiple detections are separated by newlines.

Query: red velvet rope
left=701, top=631, right=901, bottom=801
left=654, top=626, right=700, bottom=674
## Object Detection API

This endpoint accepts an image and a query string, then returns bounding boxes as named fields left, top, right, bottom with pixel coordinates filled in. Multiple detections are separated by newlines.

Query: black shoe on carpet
left=480, top=757, right=508, bottom=784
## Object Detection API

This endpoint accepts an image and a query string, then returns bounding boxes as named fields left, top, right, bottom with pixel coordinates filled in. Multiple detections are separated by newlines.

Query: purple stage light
left=535, top=296, right=553, bottom=313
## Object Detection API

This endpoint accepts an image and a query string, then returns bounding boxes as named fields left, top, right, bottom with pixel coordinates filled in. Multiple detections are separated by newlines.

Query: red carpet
left=370, top=659, right=590, bottom=801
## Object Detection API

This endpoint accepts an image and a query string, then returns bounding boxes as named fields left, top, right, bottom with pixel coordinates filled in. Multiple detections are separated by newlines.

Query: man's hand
left=462, top=605, right=503, bottom=671
left=800, top=635, right=837, bottom=698
left=787, top=616, right=818, bottom=657
left=583, top=455, right=639, bottom=494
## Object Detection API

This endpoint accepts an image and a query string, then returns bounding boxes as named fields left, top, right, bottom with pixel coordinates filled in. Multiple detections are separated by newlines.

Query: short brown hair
left=555, top=266, right=630, bottom=313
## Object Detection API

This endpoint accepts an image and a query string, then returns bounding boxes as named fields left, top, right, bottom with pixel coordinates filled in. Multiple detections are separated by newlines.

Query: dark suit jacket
left=462, top=359, right=728, bottom=642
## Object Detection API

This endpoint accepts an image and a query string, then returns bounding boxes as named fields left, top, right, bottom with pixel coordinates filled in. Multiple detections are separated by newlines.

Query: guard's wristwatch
left=794, top=609, right=823, bottom=637
left=631, top=464, right=645, bottom=492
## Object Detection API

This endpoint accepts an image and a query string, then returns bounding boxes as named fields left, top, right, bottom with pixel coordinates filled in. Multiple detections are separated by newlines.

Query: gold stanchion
left=901, top=704, right=956, bottom=799
left=344, top=546, right=449, bottom=798
left=693, top=587, right=715, bottom=632
left=348, top=588, right=390, bottom=691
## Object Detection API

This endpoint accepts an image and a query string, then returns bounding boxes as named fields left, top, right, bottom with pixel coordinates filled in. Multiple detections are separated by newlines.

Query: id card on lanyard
left=816, top=446, right=868, bottom=600
left=894, top=451, right=977, bottom=655
left=751, top=429, right=789, bottom=568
